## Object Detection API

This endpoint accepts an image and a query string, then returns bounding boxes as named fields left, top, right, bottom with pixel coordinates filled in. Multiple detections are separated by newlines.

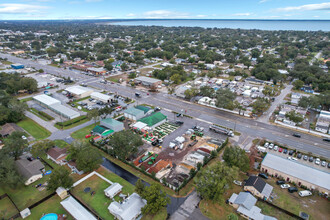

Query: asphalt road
left=2, top=53, right=330, bottom=159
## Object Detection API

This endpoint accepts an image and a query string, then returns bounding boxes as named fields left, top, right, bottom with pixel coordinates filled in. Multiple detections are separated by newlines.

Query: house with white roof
left=60, top=196, right=97, bottom=220
left=104, top=183, right=123, bottom=199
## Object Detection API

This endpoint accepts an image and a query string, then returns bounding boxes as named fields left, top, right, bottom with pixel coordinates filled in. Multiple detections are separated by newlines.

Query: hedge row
left=56, top=115, right=87, bottom=127
left=38, top=111, right=55, bottom=121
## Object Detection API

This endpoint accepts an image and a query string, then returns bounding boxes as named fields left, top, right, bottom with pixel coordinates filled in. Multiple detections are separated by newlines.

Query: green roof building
left=138, top=112, right=167, bottom=129
left=123, top=107, right=145, bottom=121
left=135, top=105, right=152, bottom=114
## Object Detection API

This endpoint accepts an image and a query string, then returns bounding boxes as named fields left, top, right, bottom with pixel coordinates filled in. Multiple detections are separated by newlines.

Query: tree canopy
left=3, top=131, right=28, bottom=160
left=47, top=166, right=73, bottom=191
left=140, top=183, right=170, bottom=215
left=223, top=146, right=250, bottom=172
left=215, top=89, right=236, bottom=110
left=0, top=151, right=23, bottom=188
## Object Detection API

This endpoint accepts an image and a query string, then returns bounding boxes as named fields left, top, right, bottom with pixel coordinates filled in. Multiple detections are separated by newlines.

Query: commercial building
left=87, top=67, right=106, bottom=75
left=108, top=193, right=146, bottom=220
left=100, top=118, right=124, bottom=132
left=134, top=76, right=162, bottom=88
left=15, top=158, right=45, bottom=185
left=315, top=110, right=330, bottom=134
left=138, top=112, right=167, bottom=129
left=124, top=107, right=145, bottom=121
left=228, top=192, right=277, bottom=220
left=65, top=86, right=93, bottom=99
left=244, top=176, right=273, bottom=200
left=33, top=94, right=80, bottom=119
left=60, top=196, right=97, bottom=220
left=261, top=153, right=330, bottom=194
left=11, top=63, right=24, bottom=69
left=91, top=92, right=114, bottom=103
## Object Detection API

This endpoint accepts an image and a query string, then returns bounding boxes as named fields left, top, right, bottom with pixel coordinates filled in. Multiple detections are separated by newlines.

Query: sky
left=0, top=0, right=329, bottom=20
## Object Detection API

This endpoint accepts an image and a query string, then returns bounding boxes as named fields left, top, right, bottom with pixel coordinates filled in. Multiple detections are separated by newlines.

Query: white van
left=298, top=190, right=312, bottom=197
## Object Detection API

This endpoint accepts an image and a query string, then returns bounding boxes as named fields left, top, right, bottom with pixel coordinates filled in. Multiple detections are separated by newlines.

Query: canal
left=102, top=157, right=188, bottom=215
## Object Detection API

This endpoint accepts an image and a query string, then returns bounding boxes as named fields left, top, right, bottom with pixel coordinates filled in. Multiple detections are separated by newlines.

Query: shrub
left=56, top=115, right=87, bottom=127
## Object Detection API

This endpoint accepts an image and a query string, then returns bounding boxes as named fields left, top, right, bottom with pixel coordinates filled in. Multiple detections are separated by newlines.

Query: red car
left=85, top=134, right=92, bottom=138
left=279, top=148, right=283, bottom=153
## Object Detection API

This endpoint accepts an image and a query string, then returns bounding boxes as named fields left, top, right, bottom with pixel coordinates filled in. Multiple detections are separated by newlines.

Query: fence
left=258, top=198, right=303, bottom=220
left=0, top=193, right=20, bottom=219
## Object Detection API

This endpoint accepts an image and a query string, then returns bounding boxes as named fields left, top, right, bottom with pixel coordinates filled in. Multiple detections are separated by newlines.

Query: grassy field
left=142, top=207, right=167, bottom=220
left=27, top=195, right=73, bottom=220
left=71, top=123, right=98, bottom=140
left=0, top=197, right=19, bottom=219
left=71, top=167, right=135, bottom=220
left=20, top=97, right=33, bottom=102
left=29, top=108, right=54, bottom=121
left=17, top=118, right=51, bottom=140
left=256, top=201, right=292, bottom=220
left=54, top=117, right=90, bottom=130
left=54, top=139, right=70, bottom=148
left=0, top=176, right=53, bottom=210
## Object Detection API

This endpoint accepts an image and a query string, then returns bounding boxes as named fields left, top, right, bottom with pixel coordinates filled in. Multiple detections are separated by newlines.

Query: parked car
left=233, top=180, right=242, bottom=186
left=89, top=98, right=94, bottom=101
left=288, top=187, right=298, bottom=193
left=278, top=148, right=283, bottom=153
left=276, top=180, right=285, bottom=185
left=283, top=149, right=288, bottom=154
left=154, top=107, right=161, bottom=112
left=297, top=153, right=302, bottom=159
left=321, top=161, right=327, bottom=167
left=299, top=190, right=312, bottom=197
left=280, top=184, right=291, bottom=189
left=269, top=143, right=274, bottom=149
left=288, top=150, right=294, bottom=156
left=175, top=121, right=184, bottom=125
left=328, top=163, right=330, bottom=169
left=85, top=134, right=91, bottom=138
left=303, top=155, right=308, bottom=160
left=264, top=142, right=269, bottom=148
left=315, top=158, right=321, bottom=165
left=293, top=133, right=301, bottom=138
left=274, top=145, right=278, bottom=151
left=22, top=135, right=27, bottom=140
left=176, top=113, right=182, bottom=117
left=258, top=173, right=268, bottom=179
left=322, top=138, right=330, bottom=142
left=71, top=103, right=75, bottom=107
left=309, top=157, right=314, bottom=162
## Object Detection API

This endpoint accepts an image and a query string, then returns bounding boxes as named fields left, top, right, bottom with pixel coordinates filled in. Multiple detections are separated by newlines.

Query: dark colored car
left=297, top=153, right=302, bottom=159
left=289, top=150, right=294, bottom=156
left=276, top=180, right=285, bottom=185
left=176, top=113, right=182, bottom=117
left=328, top=163, right=330, bottom=169
left=288, top=187, right=298, bottom=193
left=175, top=121, right=184, bottom=125
left=283, top=149, right=288, bottom=154
left=258, top=173, right=268, bottom=179
left=154, top=107, right=161, bottom=112
left=323, top=138, right=330, bottom=142
left=303, top=155, right=308, bottom=160
left=309, top=156, right=314, bottom=162
left=293, top=133, right=301, bottom=138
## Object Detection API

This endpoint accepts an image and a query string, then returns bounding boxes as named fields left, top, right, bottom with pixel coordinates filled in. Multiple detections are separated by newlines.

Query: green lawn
left=142, top=207, right=168, bottom=220
left=54, top=140, right=70, bottom=148
left=20, top=97, right=33, bottom=102
left=0, top=197, right=19, bottom=219
left=71, top=167, right=135, bottom=220
left=0, top=176, right=53, bottom=211
left=27, top=195, right=73, bottom=220
left=29, top=108, right=53, bottom=121
left=17, top=118, right=51, bottom=140
left=54, top=118, right=90, bottom=130
left=71, top=123, right=98, bottom=140
left=256, top=201, right=291, bottom=220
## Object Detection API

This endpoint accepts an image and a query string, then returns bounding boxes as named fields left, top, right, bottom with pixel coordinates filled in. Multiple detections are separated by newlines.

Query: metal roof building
left=60, top=196, right=97, bottom=220
left=91, top=92, right=114, bottom=103
left=134, top=76, right=162, bottom=87
left=65, top=86, right=93, bottom=98
left=138, top=112, right=167, bottom=129
left=124, top=107, right=145, bottom=121
left=100, top=118, right=124, bottom=132
left=33, top=94, right=80, bottom=119
left=261, top=153, right=330, bottom=193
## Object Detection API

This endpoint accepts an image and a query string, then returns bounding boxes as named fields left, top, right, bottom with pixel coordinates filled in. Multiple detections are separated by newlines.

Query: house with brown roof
left=0, top=123, right=24, bottom=137
left=47, top=147, right=68, bottom=165
left=15, top=157, right=45, bottom=185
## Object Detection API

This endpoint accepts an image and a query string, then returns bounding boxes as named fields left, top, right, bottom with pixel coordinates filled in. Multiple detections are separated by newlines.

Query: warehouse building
left=11, top=63, right=24, bottom=69
left=65, top=86, right=93, bottom=99
left=124, top=107, right=145, bottom=121
left=33, top=94, right=80, bottom=119
left=134, top=76, right=162, bottom=88
left=261, top=153, right=330, bottom=194
left=100, top=118, right=124, bottom=132
left=91, top=92, right=114, bottom=103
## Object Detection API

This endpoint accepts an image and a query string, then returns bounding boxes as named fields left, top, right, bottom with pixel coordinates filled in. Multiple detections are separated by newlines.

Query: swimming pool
left=40, top=213, right=57, bottom=220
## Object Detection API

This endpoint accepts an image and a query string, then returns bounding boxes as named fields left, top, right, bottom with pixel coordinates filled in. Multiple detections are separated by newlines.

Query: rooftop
left=135, top=105, right=151, bottom=114
left=60, top=196, right=97, bottom=220
left=33, top=94, right=61, bottom=106
left=101, top=118, right=124, bottom=127
left=47, top=147, right=67, bottom=160
left=124, top=107, right=144, bottom=116
left=262, top=153, right=330, bottom=191
left=135, top=76, right=162, bottom=84
left=15, top=158, right=44, bottom=179
left=138, top=112, right=167, bottom=127
left=65, top=86, right=93, bottom=95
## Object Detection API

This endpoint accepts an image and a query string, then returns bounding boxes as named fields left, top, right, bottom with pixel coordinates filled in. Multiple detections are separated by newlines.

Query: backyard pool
left=40, top=213, right=57, bottom=220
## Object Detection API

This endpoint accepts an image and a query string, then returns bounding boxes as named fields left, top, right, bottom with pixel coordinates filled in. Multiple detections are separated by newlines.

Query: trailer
left=209, top=125, right=234, bottom=137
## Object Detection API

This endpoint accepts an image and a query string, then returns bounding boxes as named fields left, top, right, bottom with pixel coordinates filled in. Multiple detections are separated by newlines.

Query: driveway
left=25, top=111, right=58, bottom=133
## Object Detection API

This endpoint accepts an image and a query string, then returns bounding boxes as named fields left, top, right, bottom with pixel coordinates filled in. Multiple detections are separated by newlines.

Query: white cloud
left=196, top=14, right=207, bottom=18
left=232, top=13, right=253, bottom=16
left=142, top=10, right=189, bottom=18
left=126, top=13, right=136, bottom=17
left=85, top=0, right=103, bottom=2
left=275, top=2, right=330, bottom=12
left=259, top=0, right=270, bottom=3
left=0, top=3, right=49, bottom=14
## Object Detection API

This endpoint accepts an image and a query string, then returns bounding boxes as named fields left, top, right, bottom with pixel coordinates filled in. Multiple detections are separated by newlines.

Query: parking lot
left=260, top=142, right=330, bottom=173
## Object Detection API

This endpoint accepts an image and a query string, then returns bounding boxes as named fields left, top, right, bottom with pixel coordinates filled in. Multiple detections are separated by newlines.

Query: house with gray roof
left=100, top=118, right=124, bottom=132
left=15, top=158, right=45, bottom=185
left=229, top=192, right=277, bottom=220
left=124, top=107, right=145, bottom=121
left=244, top=176, right=273, bottom=200
left=108, top=192, right=146, bottom=220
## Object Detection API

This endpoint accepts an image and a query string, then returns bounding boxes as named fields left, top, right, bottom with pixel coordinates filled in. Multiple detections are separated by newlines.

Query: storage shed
left=104, top=183, right=123, bottom=199
left=100, top=118, right=124, bottom=132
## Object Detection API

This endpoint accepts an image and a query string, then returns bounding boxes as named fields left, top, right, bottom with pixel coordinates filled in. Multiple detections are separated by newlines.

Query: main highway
left=1, top=53, right=330, bottom=158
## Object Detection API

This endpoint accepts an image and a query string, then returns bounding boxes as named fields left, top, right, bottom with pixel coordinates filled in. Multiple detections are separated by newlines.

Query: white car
left=233, top=180, right=242, bottom=186
left=321, top=161, right=327, bottom=167
left=274, top=145, right=278, bottom=151
left=315, top=158, right=321, bottom=165
left=299, top=190, right=312, bottom=197
left=264, top=142, right=269, bottom=148
left=280, top=184, right=290, bottom=189
left=22, top=135, right=27, bottom=140
left=269, top=143, right=274, bottom=149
